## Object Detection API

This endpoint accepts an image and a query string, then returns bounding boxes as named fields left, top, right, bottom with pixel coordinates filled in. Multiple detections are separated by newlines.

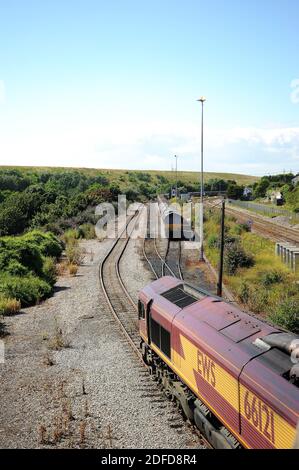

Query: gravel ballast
left=0, top=235, right=202, bottom=449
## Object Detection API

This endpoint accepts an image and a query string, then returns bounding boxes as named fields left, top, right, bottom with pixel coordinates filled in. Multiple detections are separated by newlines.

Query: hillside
left=0, top=166, right=259, bottom=187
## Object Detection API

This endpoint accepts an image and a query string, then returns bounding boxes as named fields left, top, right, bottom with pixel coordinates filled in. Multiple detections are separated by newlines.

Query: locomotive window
left=151, top=317, right=160, bottom=347
left=150, top=316, right=171, bottom=359
left=161, top=327, right=171, bottom=358
left=138, top=301, right=145, bottom=319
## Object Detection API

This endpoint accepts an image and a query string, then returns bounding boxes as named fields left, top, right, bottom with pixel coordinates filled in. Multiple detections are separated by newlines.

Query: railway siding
left=225, top=203, right=299, bottom=245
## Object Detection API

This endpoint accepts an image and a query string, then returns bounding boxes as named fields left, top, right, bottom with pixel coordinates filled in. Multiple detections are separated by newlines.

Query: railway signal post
left=217, top=199, right=225, bottom=297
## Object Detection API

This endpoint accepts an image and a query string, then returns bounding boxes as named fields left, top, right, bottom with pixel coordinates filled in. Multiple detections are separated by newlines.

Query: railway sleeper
left=141, top=342, right=242, bottom=449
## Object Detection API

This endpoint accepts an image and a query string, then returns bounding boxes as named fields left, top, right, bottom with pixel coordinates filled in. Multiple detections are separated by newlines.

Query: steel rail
left=100, top=207, right=212, bottom=448
left=222, top=203, right=299, bottom=245
left=99, top=211, right=143, bottom=363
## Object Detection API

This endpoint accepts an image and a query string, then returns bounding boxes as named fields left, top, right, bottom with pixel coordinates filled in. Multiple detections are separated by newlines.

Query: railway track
left=164, top=240, right=183, bottom=280
left=224, top=204, right=299, bottom=244
left=99, top=212, right=143, bottom=361
left=142, top=238, right=161, bottom=279
left=143, top=237, right=183, bottom=280
left=99, top=209, right=211, bottom=448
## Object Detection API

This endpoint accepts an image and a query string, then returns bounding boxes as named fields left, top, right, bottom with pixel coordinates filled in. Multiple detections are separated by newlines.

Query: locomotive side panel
left=239, top=358, right=298, bottom=449
left=172, top=326, right=240, bottom=434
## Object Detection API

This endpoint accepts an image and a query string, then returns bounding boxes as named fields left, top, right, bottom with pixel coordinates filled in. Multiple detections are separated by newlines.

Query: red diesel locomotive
left=138, top=276, right=299, bottom=449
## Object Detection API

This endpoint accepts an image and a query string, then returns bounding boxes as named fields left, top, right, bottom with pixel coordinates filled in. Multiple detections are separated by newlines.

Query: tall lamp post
left=197, top=96, right=206, bottom=261
left=174, top=154, right=178, bottom=199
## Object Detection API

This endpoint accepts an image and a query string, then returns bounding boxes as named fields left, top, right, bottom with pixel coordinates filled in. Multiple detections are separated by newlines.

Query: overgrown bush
left=6, top=260, right=29, bottom=276
left=77, top=223, right=95, bottom=239
left=261, top=270, right=284, bottom=287
left=23, top=231, right=63, bottom=258
left=42, top=257, right=57, bottom=286
left=0, top=275, right=52, bottom=306
left=232, top=223, right=251, bottom=235
left=0, top=231, right=62, bottom=279
left=237, top=280, right=251, bottom=304
left=0, top=230, right=62, bottom=307
left=247, top=288, right=269, bottom=313
left=224, top=243, right=254, bottom=275
left=65, top=241, right=84, bottom=265
left=63, top=229, right=79, bottom=244
left=207, top=234, right=218, bottom=249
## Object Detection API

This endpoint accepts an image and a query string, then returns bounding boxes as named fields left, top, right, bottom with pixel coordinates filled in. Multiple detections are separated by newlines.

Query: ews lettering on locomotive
left=197, top=350, right=216, bottom=387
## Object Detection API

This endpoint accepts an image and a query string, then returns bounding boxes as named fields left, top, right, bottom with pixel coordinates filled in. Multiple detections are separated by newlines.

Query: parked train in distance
left=138, top=276, right=299, bottom=449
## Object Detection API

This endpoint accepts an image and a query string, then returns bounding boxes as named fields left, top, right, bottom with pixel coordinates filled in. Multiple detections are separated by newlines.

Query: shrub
left=0, top=236, right=44, bottom=276
left=207, top=234, right=218, bottom=249
left=63, top=229, right=79, bottom=244
left=237, top=280, right=251, bottom=304
left=23, top=231, right=63, bottom=258
left=77, top=223, right=95, bottom=240
left=224, top=234, right=238, bottom=245
left=0, top=296, right=21, bottom=315
left=224, top=243, right=254, bottom=275
left=42, top=257, right=57, bottom=286
left=65, top=242, right=84, bottom=265
left=232, top=223, right=251, bottom=236
left=0, top=275, right=52, bottom=306
left=6, top=260, right=28, bottom=276
left=261, top=270, right=284, bottom=287
left=269, top=298, right=299, bottom=332
left=247, top=287, right=269, bottom=313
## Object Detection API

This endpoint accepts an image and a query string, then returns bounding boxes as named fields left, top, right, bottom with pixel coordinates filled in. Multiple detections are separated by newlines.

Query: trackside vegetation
left=0, top=231, right=63, bottom=315
left=204, top=209, right=299, bottom=333
left=0, top=167, right=258, bottom=238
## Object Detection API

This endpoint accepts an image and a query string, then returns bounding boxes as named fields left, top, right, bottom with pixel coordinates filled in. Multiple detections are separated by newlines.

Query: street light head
left=197, top=96, right=206, bottom=103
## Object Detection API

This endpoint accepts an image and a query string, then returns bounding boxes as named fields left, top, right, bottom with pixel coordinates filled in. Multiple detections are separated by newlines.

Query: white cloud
left=0, top=80, right=5, bottom=103
left=0, top=116, right=299, bottom=175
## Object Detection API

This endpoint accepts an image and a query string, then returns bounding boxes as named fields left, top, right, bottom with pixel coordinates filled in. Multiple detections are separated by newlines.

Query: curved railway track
left=99, top=208, right=211, bottom=448
left=99, top=212, right=143, bottom=361
left=142, top=237, right=183, bottom=280
left=142, top=238, right=160, bottom=279
left=164, top=240, right=183, bottom=280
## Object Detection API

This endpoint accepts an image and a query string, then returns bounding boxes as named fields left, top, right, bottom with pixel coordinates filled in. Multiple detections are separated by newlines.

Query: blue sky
left=0, top=0, right=299, bottom=175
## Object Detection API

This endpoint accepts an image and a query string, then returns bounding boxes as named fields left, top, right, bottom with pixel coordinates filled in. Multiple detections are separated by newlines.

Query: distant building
left=267, top=190, right=284, bottom=206
left=243, top=187, right=253, bottom=199
left=292, top=174, right=299, bottom=186
left=180, top=193, right=189, bottom=202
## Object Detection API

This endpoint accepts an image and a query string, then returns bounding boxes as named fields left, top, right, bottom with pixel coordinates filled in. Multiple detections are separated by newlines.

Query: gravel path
left=0, top=235, right=201, bottom=449
left=180, top=243, right=217, bottom=295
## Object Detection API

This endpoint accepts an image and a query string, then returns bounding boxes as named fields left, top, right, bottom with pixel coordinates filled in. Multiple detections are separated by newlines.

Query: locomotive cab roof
left=139, top=276, right=299, bottom=388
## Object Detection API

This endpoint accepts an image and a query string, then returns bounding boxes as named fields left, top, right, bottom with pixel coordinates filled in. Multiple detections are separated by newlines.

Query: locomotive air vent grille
left=161, top=285, right=200, bottom=308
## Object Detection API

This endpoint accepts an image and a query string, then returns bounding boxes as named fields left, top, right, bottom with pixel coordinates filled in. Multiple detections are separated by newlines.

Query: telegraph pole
left=217, top=199, right=225, bottom=297
left=197, top=96, right=206, bottom=260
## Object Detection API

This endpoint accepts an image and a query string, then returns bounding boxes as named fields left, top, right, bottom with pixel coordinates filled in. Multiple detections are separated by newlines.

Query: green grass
left=204, top=209, right=299, bottom=332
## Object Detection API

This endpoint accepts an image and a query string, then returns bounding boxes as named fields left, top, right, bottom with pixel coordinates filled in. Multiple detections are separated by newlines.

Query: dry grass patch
left=0, top=296, right=21, bottom=316
left=68, top=264, right=78, bottom=276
